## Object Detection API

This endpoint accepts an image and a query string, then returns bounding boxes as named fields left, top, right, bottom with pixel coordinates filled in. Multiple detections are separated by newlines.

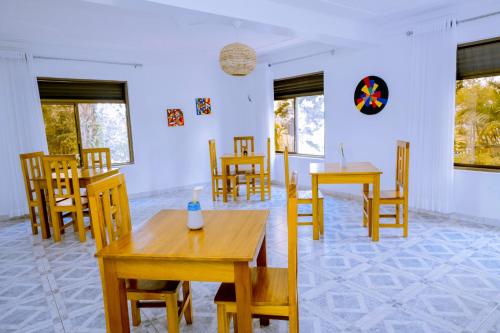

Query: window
left=38, top=78, right=134, bottom=165
left=274, top=72, right=324, bottom=156
left=455, top=38, right=500, bottom=170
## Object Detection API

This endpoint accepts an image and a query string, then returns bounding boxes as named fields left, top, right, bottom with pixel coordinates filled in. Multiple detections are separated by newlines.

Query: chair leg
left=29, top=207, right=38, bottom=235
left=166, top=294, right=180, bottom=333
left=403, top=201, right=409, bottom=238
left=232, top=179, right=238, bottom=202
left=246, top=177, right=251, bottom=200
left=182, top=281, right=193, bottom=325
left=131, top=300, right=141, bottom=326
left=217, top=305, right=229, bottom=333
left=367, top=199, right=373, bottom=238
left=232, top=313, right=238, bottom=333
left=75, top=210, right=86, bottom=242
left=51, top=211, right=62, bottom=242
left=395, top=203, right=400, bottom=224
left=212, top=179, right=216, bottom=201
left=289, top=303, right=299, bottom=333
left=72, top=212, right=78, bottom=233
left=319, top=198, right=324, bottom=235
left=267, top=175, right=271, bottom=200
left=362, top=197, right=368, bottom=227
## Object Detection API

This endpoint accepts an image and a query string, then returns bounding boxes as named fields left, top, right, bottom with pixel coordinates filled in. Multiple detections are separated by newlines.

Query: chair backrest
left=82, top=148, right=111, bottom=169
left=395, top=141, right=410, bottom=196
left=284, top=146, right=290, bottom=191
left=19, top=152, right=45, bottom=202
left=287, top=170, right=299, bottom=310
left=208, top=139, right=219, bottom=177
left=233, top=136, right=254, bottom=156
left=87, top=173, right=132, bottom=251
left=42, top=155, right=82, bottom=207
left=266, top=137, right=271, bottom=173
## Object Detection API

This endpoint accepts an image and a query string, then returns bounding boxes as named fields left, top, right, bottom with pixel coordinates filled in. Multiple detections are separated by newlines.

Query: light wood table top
left=97, top=209, right=269, bottom=262
left=310, top=162, right=381, bottom=175
left=32, top=167, right=119, bottom=183
left=220, top=153, right=265, bottom=159
left=97, top=209, right=269, bottom=332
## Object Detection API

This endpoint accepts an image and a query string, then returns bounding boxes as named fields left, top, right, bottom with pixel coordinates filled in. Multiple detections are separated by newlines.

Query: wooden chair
left=19, top=152, right=47, bottom=237
left=284, top=147, right=324, bottom=234
left=245, top=137, right=272, bottom=200
left=233, top=136, right=255, bottom=177
left=209, top=139, right=239, bottom=201
left=214, top=171, right=300, bottom=333
left=81, top=147, right=111, bottom=169
left=42, top=155, right=90, bottom=242
left=87, top=173, right=193, bottom=332
left=363, top=141, right=410, bottom=238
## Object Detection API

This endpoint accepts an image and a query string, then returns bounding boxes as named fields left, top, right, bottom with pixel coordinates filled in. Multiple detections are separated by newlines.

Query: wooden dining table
left=310, top=162, right=382, bottom=241
left=32, top=167, right=120, bottom=239
left=220, top=153, right=266, bottom=202
left=96, top=209, right=269, bottom=333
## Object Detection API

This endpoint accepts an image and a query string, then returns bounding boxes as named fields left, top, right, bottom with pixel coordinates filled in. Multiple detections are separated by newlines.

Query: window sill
left=454, top=165, right=500, bottom=173
left=275, top=152, right=325, bottom=160
left=112, top=161, right=134, bottom=167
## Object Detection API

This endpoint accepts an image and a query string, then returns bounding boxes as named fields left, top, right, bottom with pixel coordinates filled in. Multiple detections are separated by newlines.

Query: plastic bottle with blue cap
left=187, top=186, right=204, bottom=230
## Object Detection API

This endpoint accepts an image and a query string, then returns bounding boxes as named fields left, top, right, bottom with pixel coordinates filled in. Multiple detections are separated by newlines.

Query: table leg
left=362, top=183, right=369, bottom=228
left=101, top=259, right=130, bottom=333
left=312, top=175, right=319, bottom=240
left=257, top=236, right=267, bottom=267
left=222, top=160, right=228, bottom=203
left=256, top=237, right=270, bottom=326
left=259, top=160, right=265, bottom=201
left=35, top=183, right=50, bottom=239
left=234, top=262, right=253, bottom=332
left=372, top=175, right=380, bottom=242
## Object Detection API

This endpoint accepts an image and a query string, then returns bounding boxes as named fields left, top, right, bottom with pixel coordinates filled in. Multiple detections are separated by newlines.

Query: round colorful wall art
left=354, top=76, right=389, bottom=115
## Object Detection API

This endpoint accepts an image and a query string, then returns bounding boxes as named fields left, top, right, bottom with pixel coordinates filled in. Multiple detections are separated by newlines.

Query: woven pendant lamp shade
left=219, top=42, right=257, bottom=76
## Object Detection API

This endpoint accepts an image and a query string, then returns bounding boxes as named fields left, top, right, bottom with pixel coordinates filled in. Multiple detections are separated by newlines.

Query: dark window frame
left=38, top=77, right=135, bottom=166
left=274, top=72, right=325, bottom=157
left=454, top=37, right=500, bottom=171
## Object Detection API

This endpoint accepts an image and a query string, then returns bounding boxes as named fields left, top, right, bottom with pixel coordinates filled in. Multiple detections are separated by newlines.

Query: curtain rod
left=33, top=55, right=143, bottom=68
left=268, top=49, right=335, bottom=67
left=457, top=10, right=500, bottom=24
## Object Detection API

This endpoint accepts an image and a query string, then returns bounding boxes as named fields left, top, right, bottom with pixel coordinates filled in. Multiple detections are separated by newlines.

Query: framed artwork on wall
left=167, top=109, right=184, bottom=127
left=196, top=97, right=211, bottom=115
left=354, top=76, right=389, bottom=115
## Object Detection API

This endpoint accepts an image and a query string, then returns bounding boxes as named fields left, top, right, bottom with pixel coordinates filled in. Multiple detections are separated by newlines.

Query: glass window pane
left=296, top=95, right=325, bottom=156
left=455, top=76, right=500, bottom=167
left=274, top=99, right=295, bottom=152
left=78, top=103, right=131, bottom=164
left=42, top=104, right=79, bottom=155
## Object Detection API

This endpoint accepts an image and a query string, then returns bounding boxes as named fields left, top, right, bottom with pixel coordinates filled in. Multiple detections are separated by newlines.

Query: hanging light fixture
left=219, top=21, right=256, bottom=76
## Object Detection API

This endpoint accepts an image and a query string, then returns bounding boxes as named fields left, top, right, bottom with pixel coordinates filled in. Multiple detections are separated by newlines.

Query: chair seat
left=245, top=171, right=270, bottom=178
left=215, top=267, right=289, bottom=306
left=127, top=279, right=181, bottom=292
left=298, top=190, right=323, bottom=200
left=366, top=190, right=403, bottom=200
left=55, top=196, right=89, bottom=207
left=214, top=173, right=238, bottom=179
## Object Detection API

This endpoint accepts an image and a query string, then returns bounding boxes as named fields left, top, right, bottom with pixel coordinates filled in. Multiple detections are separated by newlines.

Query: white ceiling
left=0, top=0, right=497, bottom=60
left=267, top=0, right=472, bottom=20
left=0, top=0, right=303, bottom=57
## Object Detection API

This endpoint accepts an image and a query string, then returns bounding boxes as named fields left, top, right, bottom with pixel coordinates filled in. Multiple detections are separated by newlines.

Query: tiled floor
left=0, top=185, right=499, bottom=332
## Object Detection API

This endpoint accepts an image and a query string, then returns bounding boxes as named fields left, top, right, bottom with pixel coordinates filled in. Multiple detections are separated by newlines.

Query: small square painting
left=167, top=109, right=184, bottom=127
left=196, top=98, right=211, bottom=115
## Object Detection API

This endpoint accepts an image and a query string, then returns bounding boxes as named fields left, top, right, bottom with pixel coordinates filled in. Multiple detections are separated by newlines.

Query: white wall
left=31, top=50, right=259, bottom=197
left=254, top=17, right=500, bottom=221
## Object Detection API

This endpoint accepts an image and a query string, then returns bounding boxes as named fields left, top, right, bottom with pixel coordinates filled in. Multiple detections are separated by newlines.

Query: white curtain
left=0, top=50, right=47, bottom=219
left=407, top=19, right=457, bottom=213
